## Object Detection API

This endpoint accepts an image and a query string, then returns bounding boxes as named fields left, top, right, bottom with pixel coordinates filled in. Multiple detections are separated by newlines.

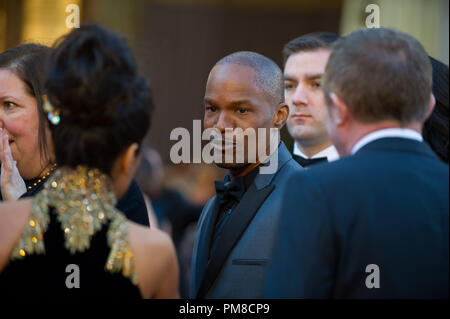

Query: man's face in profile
left=203, top=63, right=275, bottom=169
left=284, top=49, right=331, bottom=147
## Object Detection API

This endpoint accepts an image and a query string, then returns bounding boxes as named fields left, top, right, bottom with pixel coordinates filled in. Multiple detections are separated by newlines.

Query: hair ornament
left=43, top=95, right=61, bottom=125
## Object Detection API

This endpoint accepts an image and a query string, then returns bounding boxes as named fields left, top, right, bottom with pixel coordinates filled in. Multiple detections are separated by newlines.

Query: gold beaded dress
left=0, top=166, right=141, bottom=297
left=0, top=164, right=151, bottom=228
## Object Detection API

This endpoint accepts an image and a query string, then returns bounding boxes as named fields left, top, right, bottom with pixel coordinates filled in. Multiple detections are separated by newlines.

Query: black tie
left=209, top=176, right=246, bottom=260
left=293, top=154, right=328, bottom=167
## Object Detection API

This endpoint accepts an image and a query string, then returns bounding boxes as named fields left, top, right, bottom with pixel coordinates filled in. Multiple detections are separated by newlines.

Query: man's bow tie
left=214, top=176, right=246, bottom=205
left=293, top=154, right=328, bottom=167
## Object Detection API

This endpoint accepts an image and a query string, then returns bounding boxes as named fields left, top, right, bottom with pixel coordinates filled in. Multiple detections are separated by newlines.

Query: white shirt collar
left=351, top=128, right=423, bottom=155
left=293, top=143, right=339, bottom=162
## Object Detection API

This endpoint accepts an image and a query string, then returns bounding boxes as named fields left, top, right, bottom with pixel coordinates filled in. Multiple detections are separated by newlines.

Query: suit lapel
left=193, top=197, right=220, bottom=297
left=196, top=182, right=275, bottom=298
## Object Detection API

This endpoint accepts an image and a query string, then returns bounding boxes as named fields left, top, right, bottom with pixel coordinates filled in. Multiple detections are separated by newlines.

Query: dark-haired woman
left=0, top=25, right=179, bottom=298
left=423, top=57, right=449, bottom=164
left=0, top=44, right=151, bottom=227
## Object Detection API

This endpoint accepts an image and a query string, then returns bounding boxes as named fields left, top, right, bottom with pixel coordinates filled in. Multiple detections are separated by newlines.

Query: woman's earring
left=43, top=97, right=61, bottom=126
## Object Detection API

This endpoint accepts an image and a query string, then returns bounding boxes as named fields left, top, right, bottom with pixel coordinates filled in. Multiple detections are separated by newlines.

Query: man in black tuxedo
left=190, top=51, right=302, bottom=298
left=283, top=33, right=340, bottom=167
left=265, top=28, right=449, bottom=298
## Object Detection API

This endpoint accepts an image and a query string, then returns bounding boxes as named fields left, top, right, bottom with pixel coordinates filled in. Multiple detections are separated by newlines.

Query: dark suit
left=190, top=142, right=303, bottom=298
left=266, top=138, right=449, bottom=298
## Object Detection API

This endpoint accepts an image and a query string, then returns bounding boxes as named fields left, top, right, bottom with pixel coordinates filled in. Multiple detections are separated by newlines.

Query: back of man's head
left=323, top=28, right=432, bottom=126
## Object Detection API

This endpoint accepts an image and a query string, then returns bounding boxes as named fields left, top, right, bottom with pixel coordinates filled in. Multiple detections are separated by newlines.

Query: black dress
left=0, top=212, right=141, bottom=298
left=0, top=166, right=142, bottom=298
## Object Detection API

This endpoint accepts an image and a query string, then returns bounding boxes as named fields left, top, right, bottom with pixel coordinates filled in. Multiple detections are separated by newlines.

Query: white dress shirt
left=351, top=128, right=423, bottom=155
left=293, top=143, right=339, bottom=162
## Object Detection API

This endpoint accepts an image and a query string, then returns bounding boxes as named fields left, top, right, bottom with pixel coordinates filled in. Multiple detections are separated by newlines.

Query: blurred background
left=1, top=0, right=448, bottom=297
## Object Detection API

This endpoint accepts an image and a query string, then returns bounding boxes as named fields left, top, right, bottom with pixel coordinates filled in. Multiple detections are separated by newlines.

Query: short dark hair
left=282, top=32, right=340, bottom=66
left=323, top=28, right=432, bottom=125
left=0, top=43, right=53, bottom=165
left=215, top=51, right=284, bottom=105
left=423, top=57, right=449, bottom=163
left=46, top=24, right=153, bottom=175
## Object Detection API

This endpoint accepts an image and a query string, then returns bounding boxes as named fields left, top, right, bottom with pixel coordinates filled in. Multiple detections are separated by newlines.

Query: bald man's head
left=214, top=51, right=284, bottom=106
left=203, top=51, right=290, bottom=172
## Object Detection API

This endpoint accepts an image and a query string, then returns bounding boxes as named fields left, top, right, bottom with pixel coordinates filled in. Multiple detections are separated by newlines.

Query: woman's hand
left=0, top=129, right=26, bottom=201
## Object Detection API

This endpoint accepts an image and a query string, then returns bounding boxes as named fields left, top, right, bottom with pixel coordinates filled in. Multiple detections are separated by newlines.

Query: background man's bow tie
left=293, top=154, right=328, bottom=167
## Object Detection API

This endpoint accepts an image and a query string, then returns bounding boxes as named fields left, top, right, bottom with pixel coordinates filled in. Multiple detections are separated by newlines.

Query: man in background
left=283, top=32, right=340, bottom=167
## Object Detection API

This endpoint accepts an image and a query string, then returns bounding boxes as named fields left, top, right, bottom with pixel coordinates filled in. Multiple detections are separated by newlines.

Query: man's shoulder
left=196, top=195, right=217, bottom=223
left=293, top=148, right=449, bottom=195
left=283, top=153, right=391, bottom=194
left=272, top=157, right=304, bottom=180
left=288, top=155, right=358, bottom=183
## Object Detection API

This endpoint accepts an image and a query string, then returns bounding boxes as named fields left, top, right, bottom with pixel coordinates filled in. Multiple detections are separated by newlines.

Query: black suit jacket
left=266, top=138, right=449, bottom=298
left=190, top=142, right=303, bottom=298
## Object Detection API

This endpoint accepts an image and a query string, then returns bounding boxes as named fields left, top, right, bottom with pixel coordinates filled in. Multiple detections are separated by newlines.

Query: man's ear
left=117, top=143, right=140, bottom=175
left=425, top=93, right=436, bottom=120
left=329, top=92, right=349, bottom=126
left=273, top=102, right=290, bottom=128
